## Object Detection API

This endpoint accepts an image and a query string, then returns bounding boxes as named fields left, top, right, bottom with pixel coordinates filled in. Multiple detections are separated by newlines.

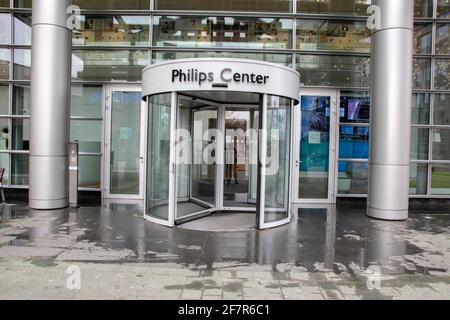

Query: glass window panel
left=297, top=20, right=371, bottom=52
left=153, top=16, right=292, bottom=49
left=431, top=164, right=450, bottom=195
left=14, top=14, right=31, bottom=45
left=72, top=0, right=150, bottom=10
left=72, top=50, right=149, bottom=81
left=432, top=128, right=450, bottom=160
left=71, top=85, right=103, bottom=118
left=0, top=84, right=9, bottom=115
left=297, top=54, right=370, bottom=87
left=410, top=163, right=428, bottom=195
left=73, top=16, right=150, bottom=47
left=415, top=0, right=434, bottom=17
left=79, top=155, right=101, bottom=189
left=411, top=127, right=429, bottom=160
left=0, top=49, right=10, bottom=80
left=436, top=24, right=450, bottom=55
left=0, top=0, right=10, bottom=7
left=13, top=49, right=31, bottom=80
left=70, top=120, right=102, bottom=153
left=13, top=0, right=31, bottom=7
left=414, top=24, right=432, bottom=54
left=0, top=119, right=9, bottom=151
left=12, top=119, right=29, bottom=151
left=437, top=0, right=450, bottom=18
left=340, top=91, right=370, bottom=124
left=297, top=0, right=371, bottom=15
left=337, top=161, right=368, bottom=195
left=0, top=13, right=11, bottom=44
left=339, top=126, right=370, bottom=159
left=434, top=93, right=450, bottom=126
left=11, top=154, right=28, bottom=186
left=155, top=0, right=292, bottom=11
left=13, top=85, right=30, bottom=116
left=412, top=93, right=430, bottom=125
left=146, top=93, right=172, bottom=221
left=0, top=153, right=9, bottom=185
left=413, top=58, right=431, bottom=90
left=435, top=59, right=450, bottom=90
left=152, top=50, right=292, bottom=67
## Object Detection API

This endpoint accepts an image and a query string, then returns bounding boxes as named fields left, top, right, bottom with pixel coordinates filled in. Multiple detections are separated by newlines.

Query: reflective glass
left=299, top=95, right=330, bottom=199
left=0, top=49, right=10, bottom=80
left=0, top=13, right=11, bottom=44
left=413, top=58, right=431, bottom=90
left=337, top=161, right=368, bottom=195
left=72, top=50, right=149, bottom=81
left=297, top=54, right=370, bottom=87
left=411, top=127, right=429, bottom=160
left=0, top=0, right=9, bottom=7
left=71, top=85, right=103, bottom=118
left=432, top=129, right=450, bottom=160
left=146, top=93, right=172, bottom=221
left=12, top=119, right=29, bottom=151
left=79, top=155, right=101, bottom=189
left=11, top=154, right=28, bottom=186
left=435, top=59, right=450, bottom=90
left=340, top=91, right=370, bottom=124
left=431, top=164, right=450, bottom=195
left=152, top=50, right=292, bottom=67
left=0, top=84, right=9, bottom=115
left=415, top=0, right=434, bottom=17
left=12, top=85, right=30, bottom=116
left=436, top=24, right=450, bottom=55
left=13, top=49, right=31, bottom=80
left=410, top=163, right=428, bottom=195
left=264, top=96, right=291, bottom=223
left=72, top=0, right=150, bottom=10
left=70, top=120, right=102, bottom=153
left=434, top=94, right=450, bottom=126
left=0, top=119, right=8, bottom=151
left=153, top=16, right=292, bottom=49
left=73, top=16, right=150, bottom=47
left=13, top=0, right=31, bottom=7
left=437, top=0, right=450, bottom=18
left=339, top=126, right=370, bottom=159
left=155, top=0, right=292, bottom=12
left=414, top=24, right=432, bottom=54
left=14, top=14, right=31, bottom=45
left=296, top=20, right=371, bottom=52
left=109, top=91, right=141, bottom=195
left=0, top=153, right=9, bottom=185
left=297, top=0, right=371, bottom=15
left=412, top=93, right=430, bottom=125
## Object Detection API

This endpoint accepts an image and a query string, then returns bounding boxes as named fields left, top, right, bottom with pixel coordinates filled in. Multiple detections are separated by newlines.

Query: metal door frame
left=103, top=84, right=146, bottom=200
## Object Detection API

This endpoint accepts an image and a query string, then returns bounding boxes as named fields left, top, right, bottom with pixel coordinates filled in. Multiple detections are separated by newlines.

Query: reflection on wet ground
left=0, top=201, right=449, bottom=276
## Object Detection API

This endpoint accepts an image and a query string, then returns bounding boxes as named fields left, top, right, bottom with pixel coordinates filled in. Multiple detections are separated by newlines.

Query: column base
left=29, top=198, right=68, bottom=210
left=367, top=206, right=408, bottom=221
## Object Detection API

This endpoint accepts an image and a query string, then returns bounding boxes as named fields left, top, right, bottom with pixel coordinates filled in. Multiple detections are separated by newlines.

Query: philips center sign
left=171, top=68, right=270, bottom=86
left=141, top=58, right=301, bottom=102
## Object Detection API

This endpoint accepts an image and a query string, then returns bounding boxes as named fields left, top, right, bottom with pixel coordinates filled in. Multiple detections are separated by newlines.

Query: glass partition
left=155, top=0, right=292, bottom=12
left=146, top=93, right=174, bottom=224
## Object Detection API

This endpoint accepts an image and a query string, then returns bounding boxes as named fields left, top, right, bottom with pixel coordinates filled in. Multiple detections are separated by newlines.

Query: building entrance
left=142, top=58, right=300, bottom=230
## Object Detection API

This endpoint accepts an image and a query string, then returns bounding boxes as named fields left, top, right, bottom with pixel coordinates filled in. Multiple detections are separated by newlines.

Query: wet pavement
left=0, top=201, right=449, bottom=300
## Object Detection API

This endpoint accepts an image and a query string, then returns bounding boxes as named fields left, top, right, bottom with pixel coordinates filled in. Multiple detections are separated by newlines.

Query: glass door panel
left=297, top=92, right=334, bottom=202
left=146, top=93, right=174, bottom=224
left=105, top=86, right=144, bottom=199
left=248, top=110, right=259, bottom=204
left=259, top=95, right=292, bottom=229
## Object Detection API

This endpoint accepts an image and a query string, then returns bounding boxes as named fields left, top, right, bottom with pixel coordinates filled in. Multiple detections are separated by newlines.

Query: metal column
left=29, top=0, right=72, bottom=209
left=367, top=0, right=414, bottom=220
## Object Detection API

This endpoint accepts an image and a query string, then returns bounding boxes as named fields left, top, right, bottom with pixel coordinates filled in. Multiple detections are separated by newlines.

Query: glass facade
left=0, top=0, right=447, bottom=198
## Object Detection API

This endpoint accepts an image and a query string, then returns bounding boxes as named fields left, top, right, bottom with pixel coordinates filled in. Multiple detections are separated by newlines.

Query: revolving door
left=142, top=58, right=300, bottom=229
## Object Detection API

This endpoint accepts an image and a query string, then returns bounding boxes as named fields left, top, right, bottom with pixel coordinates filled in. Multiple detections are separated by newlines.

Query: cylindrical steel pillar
left=367, top=0, right=414, bottom=220
left=29, top=0, right=72, bottom=209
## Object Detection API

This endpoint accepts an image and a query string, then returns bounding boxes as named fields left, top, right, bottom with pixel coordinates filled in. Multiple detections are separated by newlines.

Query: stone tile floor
left=0, top=202, right=449, bottom=300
